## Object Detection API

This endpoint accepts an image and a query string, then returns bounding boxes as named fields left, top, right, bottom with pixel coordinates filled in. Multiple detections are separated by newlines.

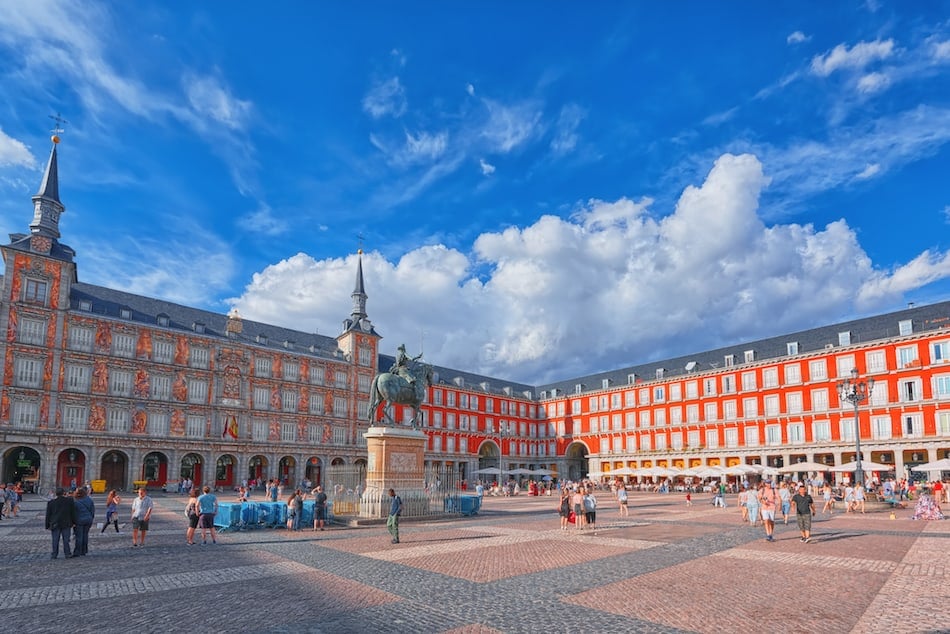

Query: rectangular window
left=432, top=389, right=442, bottom=406
left=358, top=347, right=372, bottom=366
left=865, top=350, right=886, bottom=374
left=188, top=379, right=209, bottom=404
left=625, top=412, right=636, bottom=429
left=725, top=428, right=738, bottom=448
left=655, top=434, right=667, bottom=450
left=898, top=319, right=913, bottom=336
left=113, top=333, right=135, bottom=358
left=107, top=409, right=130, bottom=433
left=722, top=375, right=735, bottom=394
left=14, top=357, right=42, bottom=388
left=63, top=405, right=87, bottom=432
left=703, top=402, right=717, bottom=422
left=251, top=420, right=267, bottom=442
left=764, top=394, right=780, bottom=416
left=147, top=413, right=169, bottom=437
left=744, top=350, right=755, bottom=363
left=741, top=372, right=757, bottom=391
left=872, top=416, right=892, bottom=440
left=670, top=433, right=683, bottom=450
left=446, top=413, right=456, bottom=429
left=669, top=383, right=682, bottom=401
left=190, top=347, right=210, bottom=369
left=685, top=381, right=698, bottom=399
left=145, top=374, right=168, bottom=400
left=309, top=365, right=324, bottom=385
left=281, top=422, right=296, bottom=443
left=654, top=409, right=667, bottom=426
left=811, top=388, right=829, bottom=412
left=309, top=393, right=325, bottom=414
left=937, top=412, right=950, bottom=436
left=839, top=419, right=855, bottom=442
left=723, top=400, right=737, bottom=420
left=788, top=423, right=805, bottom=444
left=186, top=415, right=205, bottom=438
left=19, top=318, right=46, bottom=345
left=762, top=368, right=778, bottom=388
left=153, top=340, right=174, bottom=363
left=333, top=396, right=347, bottom=417
left=744, top=426, right=759, bottom=447
left=284, top=361, right=299, bottom=381
left=836, top=355, right=855, bottom=378
left=626, top=435, right=637, bottom=452
left=903, top=414, right=923, bottom=438
left=334, top=371, right=347, bottom=388
left=447, top=392, right=455, bottom=407
left=653, top=386, right=665, bottom=402
left=786, top=392, right=803, bottom=415
left=110, top=370, right=132, bottom=396
left=784, top=364, right=801, bottom=385
left=706, top=429, right=719, bottom=449
left=813, top=420, right=831, bottom=442
left=686, top=404, right=699, bottom=423
left=743, top=397, right=758, bottom=418
left=899, top=380, right=919, bottom=403
left=470, top=395, right=478, bottom=410
left=687, top=430, right=700, bottom=448
left=787, top=342, right=799, bottom=355
left=898, top=346, right=918, bottom=368
left=669, top=406, right=683, bottom=425
left=253, top=386, right=270, bottom=410
left=67, top=326, right=94, bottom=351
left=838, top=331, right=851, bottom=346
left=485, top=398, right=494, bottom=413
left=282, top=390, right=297, bottom=412
left=703, top=378, right=716, bottom=396
left=724, top=354, right=735, bottom=367
left=808, top=359, right=827, bottom=381
left=933, top=341, right=950, bottom=363
left=639, top=410, right=651, bottom=427
left=12, top=401, right=39, bottom=429
left=255, top=358, right=272, bottom=377
left=936, top=376, right=950, bottom=399
left=765, top=424, right=782, bottom=445
left=24, top=278, right=48, bottom=304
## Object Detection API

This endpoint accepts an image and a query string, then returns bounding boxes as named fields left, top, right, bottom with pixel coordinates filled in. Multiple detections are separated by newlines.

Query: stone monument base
left=360, top=425, right=428, bottom=519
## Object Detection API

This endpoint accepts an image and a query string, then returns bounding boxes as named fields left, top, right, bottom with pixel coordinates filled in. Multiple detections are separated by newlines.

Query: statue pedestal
left=360, top=426, right=428, bottom=519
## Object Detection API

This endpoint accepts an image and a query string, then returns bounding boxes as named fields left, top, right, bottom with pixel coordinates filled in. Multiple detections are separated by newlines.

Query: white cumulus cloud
left=0, top=128, right=36, bottom=168
left=229, top=153, right=950, bottom=383
left=811, top=39, right=895, bottom=76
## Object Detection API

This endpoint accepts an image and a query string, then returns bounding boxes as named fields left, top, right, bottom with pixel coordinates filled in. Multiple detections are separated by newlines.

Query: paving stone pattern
left=0, top=490, right=947, bottom=633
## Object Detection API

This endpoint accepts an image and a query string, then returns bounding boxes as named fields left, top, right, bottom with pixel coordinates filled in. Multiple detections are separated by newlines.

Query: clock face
left=30, top=235, right=52, bottom=254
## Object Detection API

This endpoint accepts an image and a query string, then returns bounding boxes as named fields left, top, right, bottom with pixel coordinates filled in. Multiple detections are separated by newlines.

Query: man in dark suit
left=45, top=488, right=77, bottom=559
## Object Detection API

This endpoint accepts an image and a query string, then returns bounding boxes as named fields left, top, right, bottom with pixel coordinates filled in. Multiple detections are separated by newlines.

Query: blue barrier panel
left=301, top=500, right=315, bottom=526
left=241, top=502, right=260, bottom=526
left=215, top=503, right=242, bottom=529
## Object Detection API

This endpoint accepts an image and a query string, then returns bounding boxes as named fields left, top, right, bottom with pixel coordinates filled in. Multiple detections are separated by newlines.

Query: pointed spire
left=350, top=249, right=368, bottom=321
left=30, top=137, right=65, bottom=239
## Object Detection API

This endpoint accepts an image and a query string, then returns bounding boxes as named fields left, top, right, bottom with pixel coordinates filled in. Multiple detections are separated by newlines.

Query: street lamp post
left=837, top=368, right=875, bottom=487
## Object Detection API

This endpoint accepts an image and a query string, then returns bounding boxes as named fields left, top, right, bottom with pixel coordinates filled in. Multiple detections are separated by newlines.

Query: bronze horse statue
left=367, top=362, right=433, bottom=428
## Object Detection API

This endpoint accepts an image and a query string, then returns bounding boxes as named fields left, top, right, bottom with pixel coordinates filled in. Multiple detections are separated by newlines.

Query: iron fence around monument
left=323, top=465, right=467, bottom=520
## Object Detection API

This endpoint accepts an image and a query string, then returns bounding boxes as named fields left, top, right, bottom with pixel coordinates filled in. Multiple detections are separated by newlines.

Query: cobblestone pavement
left=1, top=490, right=947, bottom=633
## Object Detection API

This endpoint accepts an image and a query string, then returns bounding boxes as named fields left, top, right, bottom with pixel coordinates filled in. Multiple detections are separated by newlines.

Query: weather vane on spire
left=48, top=112, right=68, bottom=143
left=357, top=232, right=364, bottom=254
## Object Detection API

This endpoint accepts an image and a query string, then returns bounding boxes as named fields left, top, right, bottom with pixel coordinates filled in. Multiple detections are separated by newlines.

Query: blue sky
left=1, top=1, right=949, bottom=384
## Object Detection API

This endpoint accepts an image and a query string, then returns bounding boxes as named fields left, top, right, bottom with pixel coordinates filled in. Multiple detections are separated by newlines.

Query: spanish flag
left=222, top=414, right=239, bottom=439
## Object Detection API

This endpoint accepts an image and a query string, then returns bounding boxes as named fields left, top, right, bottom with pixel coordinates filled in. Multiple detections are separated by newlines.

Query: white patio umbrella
left=777, top=461, right=831, bottom=473
left=829, top=460, right=894, bottom=472
left=475, top=467, right=501, bottom=475
left=610, top=467, right=636, bottom=476
left=911, top=458, right=950, bottom=472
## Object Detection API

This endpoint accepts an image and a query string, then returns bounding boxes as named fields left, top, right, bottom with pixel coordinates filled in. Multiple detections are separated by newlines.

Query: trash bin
left=91, top=480, right=107, bottom=494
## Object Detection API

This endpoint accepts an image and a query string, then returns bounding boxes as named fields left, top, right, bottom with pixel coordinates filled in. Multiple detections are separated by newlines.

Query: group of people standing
left=44, top=486, right=154, bottom=558
left=557, top=486, right=598, bottom=530
left=0, top=482, right=23, bottom=519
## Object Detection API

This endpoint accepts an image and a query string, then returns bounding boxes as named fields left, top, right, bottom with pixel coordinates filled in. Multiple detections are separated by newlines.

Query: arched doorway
left=278, top=456, right=296, bottom=486
left=477, top=441, right=501, bottom=480
left=305, top=457, right=322, bottom=487
left=142, top=452, right=168, bottom=489
left=215, top=454, right=236, bottom=489
left=3, top=446, right=41, bottom=493
left=181, top=453, right=203, bottom=488
left=248, top=455, right=268, bottom=487
left=564, top=442, right=589, bottom=482
left=100, top=451, right=127, bottom=491
left=57, top=448, right=86, bottom=490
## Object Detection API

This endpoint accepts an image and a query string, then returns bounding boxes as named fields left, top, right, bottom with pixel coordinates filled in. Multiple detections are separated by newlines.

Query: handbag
left=567, top=511, right=576, bottom=524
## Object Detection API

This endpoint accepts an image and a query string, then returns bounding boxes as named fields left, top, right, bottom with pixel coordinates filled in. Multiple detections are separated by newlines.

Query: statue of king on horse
left=367, top=344, right=433, bottom=428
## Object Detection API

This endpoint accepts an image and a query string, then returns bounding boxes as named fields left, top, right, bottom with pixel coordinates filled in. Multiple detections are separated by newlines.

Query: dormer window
left=283, top=340, right=294, bottom=350
left=193, top=322, right=206, bottom=334
left=898, top=319, right=913, bottom=336
left=157, top=314, right=170, bottom=327
left=120, top=308, right=132, bottom=320
left=655, top=368, right=665, bottom=379
left=78, top=300, right=92, bottom=312
left=256, top=334, right=268, bottom=345
left=838, top=331, right=851, bottom=346
left=787, top=342, right=799, bottom=356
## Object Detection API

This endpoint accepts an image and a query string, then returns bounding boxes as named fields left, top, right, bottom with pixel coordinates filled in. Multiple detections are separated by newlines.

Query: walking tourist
left=130, top=488, right=154, bottom=547
left=791, top=484, right=815, bottom=543
left=45, top=488, right=76, bottom=559
left=387, top=488, right=402, bottom=544
left=758, top=481, right=778, bottom=542
left=184, top=489, right=200, bottom=545
left=197, top=485, right=218, bottom=544
left=101, top=489, right=121, bottom=533
left=617, top=484, right=629, bottom=516
left=72, top=487, right=95, bottom=556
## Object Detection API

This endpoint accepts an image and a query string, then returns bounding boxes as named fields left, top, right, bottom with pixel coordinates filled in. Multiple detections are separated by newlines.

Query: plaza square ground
left=0, top=488, right=947, bottom=633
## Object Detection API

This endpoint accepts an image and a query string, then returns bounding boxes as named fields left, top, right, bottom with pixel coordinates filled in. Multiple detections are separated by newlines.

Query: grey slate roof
left=69, top=281, right=342, bottom=359
left=537, top=299, right=950, bottom=398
